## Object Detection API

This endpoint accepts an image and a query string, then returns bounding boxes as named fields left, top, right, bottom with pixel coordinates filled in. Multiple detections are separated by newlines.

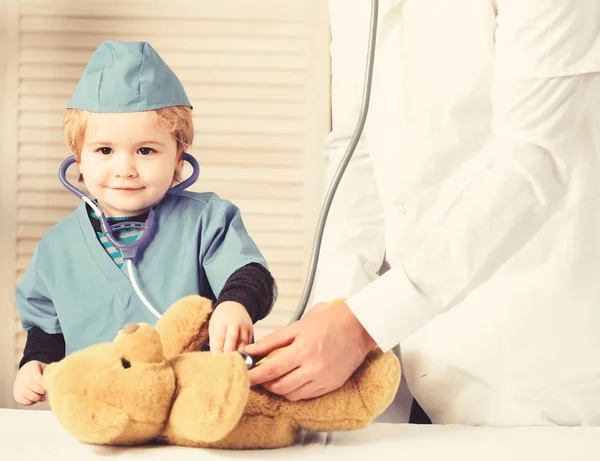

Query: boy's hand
left=13, top=360, right=47, bottom=406
left=209, top=301, right=253, bottom=354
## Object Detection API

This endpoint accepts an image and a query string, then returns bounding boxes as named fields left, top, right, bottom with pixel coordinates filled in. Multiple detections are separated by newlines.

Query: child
left=13, top=41, right=276, bottom=406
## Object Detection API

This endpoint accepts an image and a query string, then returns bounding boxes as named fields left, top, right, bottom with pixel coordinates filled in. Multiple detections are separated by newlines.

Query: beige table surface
left=2, top=409, right=600, bottom=460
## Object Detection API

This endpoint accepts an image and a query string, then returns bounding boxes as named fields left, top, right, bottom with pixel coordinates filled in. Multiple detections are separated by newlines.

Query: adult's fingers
left=260, top=366, right=312, bottom=396
left=247, top=344, right=300, bottom=387
left=283, top=381, right=327, bottom=402
left=244, top=324, right=297, bottom=357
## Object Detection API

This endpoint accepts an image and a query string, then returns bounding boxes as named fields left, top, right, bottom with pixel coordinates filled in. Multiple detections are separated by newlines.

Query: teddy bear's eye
left=121, top=358, right=131, bottom=369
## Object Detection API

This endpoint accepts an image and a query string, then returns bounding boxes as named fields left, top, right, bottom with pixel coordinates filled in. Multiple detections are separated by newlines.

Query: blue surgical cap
left=67, top=40, right=192, bottom=112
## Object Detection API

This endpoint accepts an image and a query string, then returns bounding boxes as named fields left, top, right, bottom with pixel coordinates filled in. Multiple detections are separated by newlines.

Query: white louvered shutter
left=1, top=0, right=330, bottom=405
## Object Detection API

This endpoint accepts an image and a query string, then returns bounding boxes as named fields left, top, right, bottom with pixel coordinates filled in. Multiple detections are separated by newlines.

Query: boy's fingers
left=237, top=335, right=247, bottom=351
left=25, top=377, right=46, bottom=396
left=210, top=325, right=226, bottom=354
left=14, top=395, right=34, bottom=406
left=25, top=379, right=46, bottom=397
left=223, top=328, right=239, bottom=352
left=237, top=327, right=253, bottom=351
left=20, top=388, right=43, bottom=405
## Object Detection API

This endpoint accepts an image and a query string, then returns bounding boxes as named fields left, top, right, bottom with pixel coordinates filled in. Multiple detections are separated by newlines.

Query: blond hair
left=63, top=106, right=194, bottom=183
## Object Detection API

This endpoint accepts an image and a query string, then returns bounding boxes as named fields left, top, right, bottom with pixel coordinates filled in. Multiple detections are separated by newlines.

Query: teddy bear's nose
left=123, top=323, right=139, bottom=334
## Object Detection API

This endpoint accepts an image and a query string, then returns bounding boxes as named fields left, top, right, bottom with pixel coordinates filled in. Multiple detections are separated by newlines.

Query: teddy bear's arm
left=154, top=296, right=213, bottom=359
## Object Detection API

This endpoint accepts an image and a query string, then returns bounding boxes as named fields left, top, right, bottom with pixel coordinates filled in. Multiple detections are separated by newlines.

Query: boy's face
left=79, top=111, right=180, bottom=217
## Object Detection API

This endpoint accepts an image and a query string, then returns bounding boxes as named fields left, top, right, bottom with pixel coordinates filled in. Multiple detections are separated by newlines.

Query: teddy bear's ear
left=56, top=394, right=134, bottom=445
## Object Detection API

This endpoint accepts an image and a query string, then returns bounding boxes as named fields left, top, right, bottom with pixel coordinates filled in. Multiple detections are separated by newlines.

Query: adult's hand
left=244, top=301, right=376, bottom=401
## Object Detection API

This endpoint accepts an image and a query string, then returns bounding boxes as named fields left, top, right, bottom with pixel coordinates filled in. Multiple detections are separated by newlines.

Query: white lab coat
left=313, top=0, right=600, bottom=425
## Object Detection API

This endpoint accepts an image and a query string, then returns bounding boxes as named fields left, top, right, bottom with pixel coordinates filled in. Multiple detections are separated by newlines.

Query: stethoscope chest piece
left=238, top=351, right=256, bottom=370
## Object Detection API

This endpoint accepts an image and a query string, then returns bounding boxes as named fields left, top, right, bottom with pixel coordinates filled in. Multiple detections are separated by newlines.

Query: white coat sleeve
left=311, top=0, right=386, bottom=304
left=346, top=0, right=600, bottom=351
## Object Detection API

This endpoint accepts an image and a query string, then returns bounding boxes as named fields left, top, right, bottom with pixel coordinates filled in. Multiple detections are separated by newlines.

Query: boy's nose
left=113, top=153, right=137, bottom=178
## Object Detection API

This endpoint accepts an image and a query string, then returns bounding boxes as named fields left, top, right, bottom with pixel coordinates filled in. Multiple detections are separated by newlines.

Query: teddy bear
left=42, top=296, right=401, bottom=450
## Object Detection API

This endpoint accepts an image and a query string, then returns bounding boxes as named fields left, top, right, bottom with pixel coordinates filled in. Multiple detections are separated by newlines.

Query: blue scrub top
left=16, top=191, right=268, bottom=355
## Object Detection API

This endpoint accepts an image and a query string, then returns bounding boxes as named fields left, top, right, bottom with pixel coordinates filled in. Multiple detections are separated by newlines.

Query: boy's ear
left=76, top=157, right=84, bottom=182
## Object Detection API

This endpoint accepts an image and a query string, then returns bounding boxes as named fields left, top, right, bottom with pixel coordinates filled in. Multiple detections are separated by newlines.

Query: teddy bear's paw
left=281, top=348, right=401, bottom=433
left=352, top=348, right=401, bottom=418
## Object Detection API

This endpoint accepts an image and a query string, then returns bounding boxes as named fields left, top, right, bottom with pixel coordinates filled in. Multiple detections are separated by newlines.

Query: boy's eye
left=138, top=147, right=154, bottom=156
left=99, top=147, right=112, bottom=155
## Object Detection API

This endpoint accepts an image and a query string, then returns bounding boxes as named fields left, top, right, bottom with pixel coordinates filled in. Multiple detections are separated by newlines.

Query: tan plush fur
left=43, top=296, right=401, bottom=450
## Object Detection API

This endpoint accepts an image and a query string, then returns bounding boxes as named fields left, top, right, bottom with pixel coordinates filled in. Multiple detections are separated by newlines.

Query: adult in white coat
left=246, top=0, right=600, bottom=425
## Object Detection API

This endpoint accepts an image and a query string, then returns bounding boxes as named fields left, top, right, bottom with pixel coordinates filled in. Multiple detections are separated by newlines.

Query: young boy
left=13, top=41, right=276, bottom=406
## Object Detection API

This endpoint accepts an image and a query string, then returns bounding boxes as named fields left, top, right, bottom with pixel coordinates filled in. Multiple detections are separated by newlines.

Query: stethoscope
left=58, top=152, right=200, bottom=319
left=57, top=0, right=379, bottom=370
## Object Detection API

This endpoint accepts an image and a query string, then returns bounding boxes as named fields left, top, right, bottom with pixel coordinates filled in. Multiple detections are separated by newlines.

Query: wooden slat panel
left=21, top=33, right=306, bottom=54
left=20, top=81, right=305, bottom=101
left=20, top=17, right=307, bottom=39
left=255, top=308, right=298, bottom=330
left=18, top=159, right=304, bottom=185
left=176, top=164, right=304, bottom=184
left=18, top=176, right=305, bottom=201
left=17, top=191, right=80, bottom=208
left=248, top=233, right=304, bottom=250
left=20, top=144, right=303, bottom=168
left=19, top=113, right=305, bottom=135
left=20, top=49, right=306, bottom=71
left=19, top=129, right=304, bottom=151
left=20, top=98, right=305, bottom=120
left=21, top=0, right=306, bottom=21
left=20, top=65, right=306, bottom=86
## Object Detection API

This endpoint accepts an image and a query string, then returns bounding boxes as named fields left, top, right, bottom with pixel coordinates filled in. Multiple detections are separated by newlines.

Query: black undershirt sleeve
left=215, top=263, right=277, bottom=323
left=19, top=327, right=66, bottom=369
